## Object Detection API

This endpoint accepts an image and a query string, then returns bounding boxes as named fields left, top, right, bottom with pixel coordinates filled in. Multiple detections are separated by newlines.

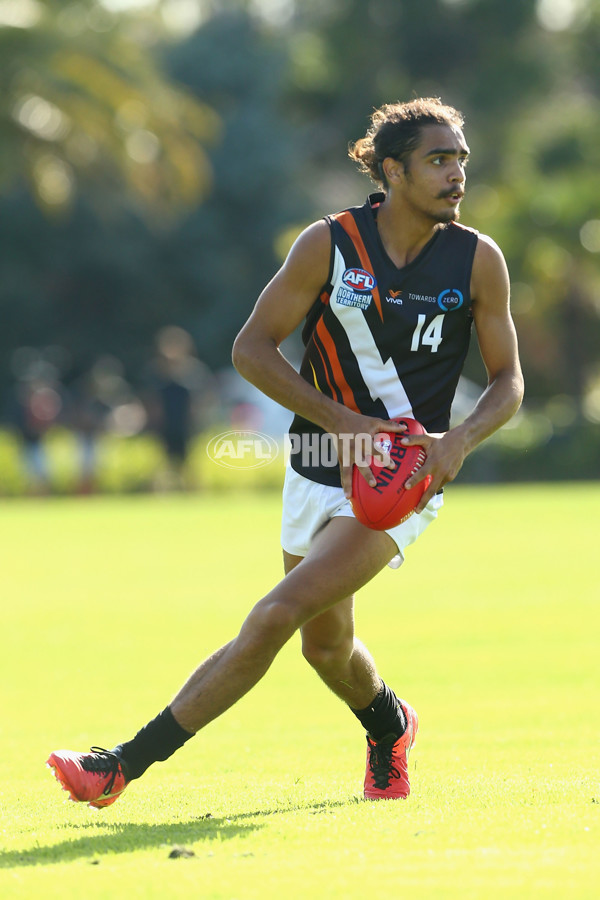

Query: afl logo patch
left=437, top=288, right=464, bottom=312
left=342, top=268, right=377, bottom=293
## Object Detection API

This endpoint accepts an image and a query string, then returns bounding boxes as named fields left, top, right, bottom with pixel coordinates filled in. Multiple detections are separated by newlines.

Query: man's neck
left=375, top=195, right=442, bottom=268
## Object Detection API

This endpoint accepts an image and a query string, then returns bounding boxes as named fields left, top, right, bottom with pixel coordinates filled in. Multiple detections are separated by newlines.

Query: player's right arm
left=232, top=221, right=403, bottom=494
left=233, top=219, right=333, bottom=418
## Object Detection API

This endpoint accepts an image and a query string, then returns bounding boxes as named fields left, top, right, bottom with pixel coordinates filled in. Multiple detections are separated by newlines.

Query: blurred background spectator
left=5, top=353, right=67, bottom=493
left=144, top=325, right=219, bottom=489
left=71, top=355, right=144, bottom=492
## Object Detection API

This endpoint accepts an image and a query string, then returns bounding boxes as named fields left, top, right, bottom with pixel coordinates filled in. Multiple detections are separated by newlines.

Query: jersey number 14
left=410, top=313, right=444, bottom=353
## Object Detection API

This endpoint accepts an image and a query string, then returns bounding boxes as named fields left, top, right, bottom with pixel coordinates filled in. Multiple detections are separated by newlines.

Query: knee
left=242, top=595, right=304, bottom=648
left=301, top=633, right=353, bottom=675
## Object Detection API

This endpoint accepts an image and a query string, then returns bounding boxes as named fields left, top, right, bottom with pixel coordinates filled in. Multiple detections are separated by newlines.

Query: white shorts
left=281, top=465, right=443, bottom=569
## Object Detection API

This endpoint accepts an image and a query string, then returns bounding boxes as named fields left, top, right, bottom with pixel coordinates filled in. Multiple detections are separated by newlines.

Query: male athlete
left=47, top=98, right=523, bottom=806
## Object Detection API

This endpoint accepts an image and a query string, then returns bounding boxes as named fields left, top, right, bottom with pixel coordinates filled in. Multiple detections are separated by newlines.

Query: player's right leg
left=47, top=509, right=402, bottom=807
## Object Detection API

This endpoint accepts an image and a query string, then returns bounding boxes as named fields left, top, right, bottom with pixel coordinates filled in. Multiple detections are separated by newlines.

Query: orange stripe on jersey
left=334, top=211, right=384, bottom=321
left=315, top=317, right=360, bottom=412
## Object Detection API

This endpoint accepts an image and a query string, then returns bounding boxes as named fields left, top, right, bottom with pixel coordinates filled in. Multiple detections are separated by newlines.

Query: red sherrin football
left=350, top=417, right=432, bottom=530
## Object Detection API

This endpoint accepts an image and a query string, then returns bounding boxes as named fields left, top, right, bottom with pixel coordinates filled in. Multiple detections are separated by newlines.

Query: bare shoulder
left=281, top=218, right=331, bottom=282
left=471, top=232, right=510, bottom=306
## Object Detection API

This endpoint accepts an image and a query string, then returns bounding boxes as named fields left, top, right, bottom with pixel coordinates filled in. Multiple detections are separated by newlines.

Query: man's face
left=399, top=124, right=469, bottom=224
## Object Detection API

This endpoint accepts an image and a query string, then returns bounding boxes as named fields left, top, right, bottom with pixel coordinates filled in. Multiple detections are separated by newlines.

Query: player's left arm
left=404, top=234, right=525, bottom=512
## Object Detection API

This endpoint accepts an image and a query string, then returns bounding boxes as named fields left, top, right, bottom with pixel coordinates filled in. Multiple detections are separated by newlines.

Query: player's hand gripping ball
left=350, top=418, right=432, bottom=530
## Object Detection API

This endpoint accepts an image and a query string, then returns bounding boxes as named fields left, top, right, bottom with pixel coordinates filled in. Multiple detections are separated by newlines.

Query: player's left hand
left=400, top=428, right=468, bottom=513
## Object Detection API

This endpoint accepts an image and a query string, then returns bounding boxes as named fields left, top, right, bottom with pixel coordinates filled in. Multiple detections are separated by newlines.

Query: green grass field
left=1, top=485, right=598, bottom=898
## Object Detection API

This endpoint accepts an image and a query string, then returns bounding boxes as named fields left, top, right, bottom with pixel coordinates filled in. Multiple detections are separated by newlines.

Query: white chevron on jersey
left=329, top=245, right=413, bottom=419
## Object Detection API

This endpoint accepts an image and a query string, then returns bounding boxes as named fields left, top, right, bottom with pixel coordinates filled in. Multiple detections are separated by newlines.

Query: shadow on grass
left=1, top=799, right=358, bottom=869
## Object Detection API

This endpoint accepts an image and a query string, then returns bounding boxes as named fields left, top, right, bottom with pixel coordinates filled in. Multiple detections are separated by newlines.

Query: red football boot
left=364, top=700, right=418, bottom=800
left=46, top=747, right=129, bottom=809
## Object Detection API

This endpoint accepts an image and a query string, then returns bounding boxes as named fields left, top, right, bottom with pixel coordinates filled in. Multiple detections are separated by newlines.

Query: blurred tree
left=464, top=1, right=600, bottom=423
left=490, top=91, right=600, bottom=419
left=0, top=0, right=219, bottom=217
left=0, top=5, right=307, bottom=398
left=160, top=9, right=309, bottom=368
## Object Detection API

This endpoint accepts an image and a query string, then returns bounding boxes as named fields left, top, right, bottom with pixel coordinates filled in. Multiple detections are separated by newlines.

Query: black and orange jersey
left=289, top=193, right=479, bottom=486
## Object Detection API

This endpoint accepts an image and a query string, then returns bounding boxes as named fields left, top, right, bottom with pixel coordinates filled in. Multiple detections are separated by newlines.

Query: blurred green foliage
left=0, top=0, right=599, bottom=486
left=0, top=0, right=218, bottom=213
left=0, top=425, right=287, bottom=495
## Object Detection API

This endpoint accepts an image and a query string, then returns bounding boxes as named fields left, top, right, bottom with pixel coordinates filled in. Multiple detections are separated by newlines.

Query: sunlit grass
left=0, top=485, right=598, bottom=898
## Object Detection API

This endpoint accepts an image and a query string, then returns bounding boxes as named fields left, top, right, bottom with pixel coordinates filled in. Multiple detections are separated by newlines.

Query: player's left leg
left=299, top=596, right=418, bottom=799
left=286, top=528, right=417, bottom=800
left=284, top=548, right=381, bottom=710
left=299, top=599, right=382, bottom=709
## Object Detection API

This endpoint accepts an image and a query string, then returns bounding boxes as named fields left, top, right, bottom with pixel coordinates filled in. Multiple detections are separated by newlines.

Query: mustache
left=438, top=188, right=464, bottom=199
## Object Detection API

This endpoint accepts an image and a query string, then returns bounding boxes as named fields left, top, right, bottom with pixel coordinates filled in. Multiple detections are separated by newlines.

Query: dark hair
left=349, top=98, right=465, bottom=188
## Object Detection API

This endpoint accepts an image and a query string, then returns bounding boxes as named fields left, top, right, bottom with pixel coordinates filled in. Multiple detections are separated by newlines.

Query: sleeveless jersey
left=289, top=192, right=479, bottom=486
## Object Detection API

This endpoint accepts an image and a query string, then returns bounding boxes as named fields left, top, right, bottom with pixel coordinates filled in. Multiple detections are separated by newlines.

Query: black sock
left=350, top=682, right=406, bottom=742
left=114, top=706, right=194, bottom=781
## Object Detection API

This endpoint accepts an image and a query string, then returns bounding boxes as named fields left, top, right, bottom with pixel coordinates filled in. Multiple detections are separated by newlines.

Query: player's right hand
left=328, top=411, right=407, bottom=499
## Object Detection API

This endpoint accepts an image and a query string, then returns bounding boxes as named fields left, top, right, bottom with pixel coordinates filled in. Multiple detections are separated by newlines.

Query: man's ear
left=381, top=157, right=405, bottom=185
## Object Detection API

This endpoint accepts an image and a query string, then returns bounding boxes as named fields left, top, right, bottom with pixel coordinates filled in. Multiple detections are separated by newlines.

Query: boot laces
left=368, top=736, right=401, bottom=789
left=81, top=747, right=124, bottom=796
